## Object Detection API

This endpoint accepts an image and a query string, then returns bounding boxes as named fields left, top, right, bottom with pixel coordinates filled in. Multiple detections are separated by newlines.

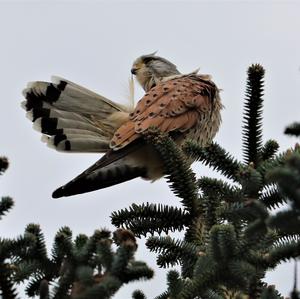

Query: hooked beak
left=131, top=68, right=137, bottom=75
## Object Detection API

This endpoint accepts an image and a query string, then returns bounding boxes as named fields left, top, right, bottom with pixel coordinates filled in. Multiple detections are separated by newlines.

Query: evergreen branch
left=182, top=218, right=207, bottom=277
left=242, top=250, right=269, bottom=269
left=226, top=260, right=257, bottom=290
left=181, top=256, right=218, bottom=299
left=12, top=260, right=41, bottom=283
left=222, top=200, right=267, bottom=223
left=201, top=194, right=221, bottom=232
left=0, top=156, right=154, bottom=298
left=25, top=224, right=48, bottom=262
left=0, top=197, right=14, bottom=220
left=242, top=64, right=265, bottom=166
left=0, top=262, right=18, bottom=299
left=146, top=236, right=198, bottom=268
left=153, top=292, right=170, bottom=299
left=73, top=275, right=122, bottom=299
left=261, top=140, right=280, bottom=161
left=52, top=260, right=75, bottom=299
left=0, top=156, right=9, bottom=174
left=167, top=270, right=184, bottom=299
left=18, top=254, right=56, bottom=295
left=132, top=290, right=147, bottom=299
left=111, top=203, right=189, bottom=237
left=0, top=233, right=35, bottom=260
left=143, top=130, right=199, bottom=215
left=96, top=239, right=114, bottom=271
left=79, top=229, right=111, bottom=262
left=184, top=216, right=206, bottom=247
left=198, top=177, right=243, bottom=203
left=259, top=184, right=287, bottom=209
left=51, top=226, right=73, bottom=263
left=209, top=224, right=238, bottom=262
left=266, top=153, right=300, bottom=208
left=267, top=210, right=300, bottom=235
left=274, top=234, right=300, bottom=246
left=248, top=280, right=269, bottom=299
left=75, top=266, right=94, bottom=287
left=267, top=241, right=300, bottom=267
left=239, top=166, right=263, bottom=197
left=156, top=251, right=181, bottom=268
left=123, top=261, right=154, bottom=283
left=26, top=272, right=46, bottom=297
left=244, top=219, right=267, bottom=242
left=285, top=122, right=300, bottom=137
left=111, top=244, right=136, bottom=278
left=242, top=230, right=278, bottom=260
left=73, top=234, right=89, bottom=261
left=260, top=285, right=283, bottom=299
left=219, top=202, right=249, bottom=222
left=183, top=141, right=242, bottom=182
left=258, top=145, right=300, bottom=178
left=74, top=234, right=88, bottom=251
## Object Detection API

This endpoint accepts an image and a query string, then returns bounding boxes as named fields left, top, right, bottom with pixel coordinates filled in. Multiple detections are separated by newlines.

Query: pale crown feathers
left=131, top=53, right=180, bottom=92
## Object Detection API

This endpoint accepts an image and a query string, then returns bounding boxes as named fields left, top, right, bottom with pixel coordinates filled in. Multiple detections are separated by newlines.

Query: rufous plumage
left=22, top=53, right=222, bottom=198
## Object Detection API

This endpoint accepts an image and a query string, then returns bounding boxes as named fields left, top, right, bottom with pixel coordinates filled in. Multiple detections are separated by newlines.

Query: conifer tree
left=1, top=64, right=300, bottom=299
left=0, top=157, right=35, bottom=299
left=112, top=65, right=300, bottom=299
left=0, top=157, right=153, bottom=299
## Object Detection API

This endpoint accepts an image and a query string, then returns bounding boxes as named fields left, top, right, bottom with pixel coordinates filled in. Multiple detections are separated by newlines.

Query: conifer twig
left=242, top=64, right=265, bottom=166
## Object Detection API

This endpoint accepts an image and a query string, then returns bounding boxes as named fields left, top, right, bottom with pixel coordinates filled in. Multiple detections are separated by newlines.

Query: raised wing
left=110, top=75, right=217, bottom=150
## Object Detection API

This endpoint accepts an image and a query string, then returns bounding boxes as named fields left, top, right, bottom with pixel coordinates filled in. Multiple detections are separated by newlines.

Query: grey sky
left=0, top=1, right=299, bottom=297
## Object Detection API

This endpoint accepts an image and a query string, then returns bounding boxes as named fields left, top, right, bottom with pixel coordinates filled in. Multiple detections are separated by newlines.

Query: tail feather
left=26, top=106, right=88, bottom=123
left=33, top=117, right=105, bottom=135
left=51, top=76, right=131, bottom=112
left=52, top=138, right=146, bottom=197
left=22, top=76, right=131, bottom=153
left=43, top=135, right=109, bottom=152
left=52, top=161, right=146, bottom=198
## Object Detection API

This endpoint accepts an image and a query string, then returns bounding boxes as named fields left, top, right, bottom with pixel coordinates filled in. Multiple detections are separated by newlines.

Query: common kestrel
left=22, top=53, right=222, bottom=198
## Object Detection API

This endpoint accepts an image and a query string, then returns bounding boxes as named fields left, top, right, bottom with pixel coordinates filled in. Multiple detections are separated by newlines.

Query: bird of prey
left=22, top=53, right=222, bottom=198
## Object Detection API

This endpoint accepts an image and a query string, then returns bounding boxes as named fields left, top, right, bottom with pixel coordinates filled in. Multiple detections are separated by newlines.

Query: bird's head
left=131, top=53, right=180, bottom=91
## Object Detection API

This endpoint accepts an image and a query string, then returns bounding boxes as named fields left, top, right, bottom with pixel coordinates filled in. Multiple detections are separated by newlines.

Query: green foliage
left=27, top=227, right=153, bottom=298
left=183, top=141, right=242, bottom=182
left=112, top=64, right=300, bottom=299
left=132, top=290, right=147, bottom=299
left=0, top=156, right=153, bottom=298
left=146, top=236, right=198, bottom=270
left=242, top=64, right=265, bottom=166
left=143, top=129, right=199, bottom=216
left=0, top=197, right=14, bottom=219
left=111, top=203, right=190, bottom=237
left=2, top=63, right=300, bottom=298
left=0, top=157, right=36, bottom=299
left=261, top=140, right=280, bottom=161
left=285, top=122, right=300, bottom=137
left=0, top=156, right=9, bottom=174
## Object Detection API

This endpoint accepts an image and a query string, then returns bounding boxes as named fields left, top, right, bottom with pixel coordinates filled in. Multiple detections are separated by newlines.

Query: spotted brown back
left=110, top=75, right=218, bottom=150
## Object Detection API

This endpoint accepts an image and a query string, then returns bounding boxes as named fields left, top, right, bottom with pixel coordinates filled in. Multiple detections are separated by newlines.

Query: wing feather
left=111, top=75, right=217, bottom=149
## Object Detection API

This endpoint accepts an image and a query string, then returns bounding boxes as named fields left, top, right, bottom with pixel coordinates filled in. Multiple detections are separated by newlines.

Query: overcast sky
left=0, top=1, right=300, bottom=298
